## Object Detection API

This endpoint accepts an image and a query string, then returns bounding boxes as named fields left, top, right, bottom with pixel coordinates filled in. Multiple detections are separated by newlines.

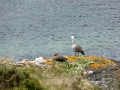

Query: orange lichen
left=102, top=59, right=110, bottom=63
left=86, top=56, right=116, bottom=65
left=66, top=57, right=74, bottom=62
left=66, top=56, right=85, bottom=61
left=45, top=58, right=52, bottom=64
left=89, top=63, right=106, bottom=69
left=102, top=59, right=116, bottom=65
left=45, top=61, right=52, bottom=64
left=44, top=56, right=117, bottom=70
left=86, top=56, right=99, bottom=60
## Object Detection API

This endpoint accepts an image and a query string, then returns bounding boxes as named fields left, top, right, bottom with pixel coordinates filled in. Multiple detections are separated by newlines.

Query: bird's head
left=53, top=53, right=59, bottom=56
left=71, top=36, right=75, bottom=43
left=71, top=36, right=74, bottom=39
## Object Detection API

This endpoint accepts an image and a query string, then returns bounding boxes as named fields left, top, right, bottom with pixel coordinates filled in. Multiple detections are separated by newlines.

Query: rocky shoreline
left=85, top=58, right=120, bottom=90
left=86, top=63, right=120, bottom=90
left=0, top=55, right=120, bottom=90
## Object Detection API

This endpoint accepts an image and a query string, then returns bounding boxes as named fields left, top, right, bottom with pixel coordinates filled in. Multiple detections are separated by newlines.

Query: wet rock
left=86, top=66, right=120, bottom=90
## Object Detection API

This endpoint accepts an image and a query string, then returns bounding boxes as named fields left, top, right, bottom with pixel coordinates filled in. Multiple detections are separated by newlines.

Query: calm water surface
left=0, top=0, right=120, bottom=61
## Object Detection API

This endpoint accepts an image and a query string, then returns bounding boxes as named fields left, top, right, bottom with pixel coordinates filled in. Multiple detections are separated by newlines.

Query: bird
left=71, top=36, right=85, bottom=56
left=52, top=53, right=69, bottom=66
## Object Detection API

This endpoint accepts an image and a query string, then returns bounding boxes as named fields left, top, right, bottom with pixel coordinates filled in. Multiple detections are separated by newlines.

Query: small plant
left=21, top=78, right=44, bottom=90
left=67, top=58, right=91, bottom=76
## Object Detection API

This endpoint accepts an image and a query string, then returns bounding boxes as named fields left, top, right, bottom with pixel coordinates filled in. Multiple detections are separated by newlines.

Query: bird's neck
left=72, top=38, right=75, bottom=44
left=72, top=41, right=74, bottom=44
left=72, top=40, right=75, bottom=44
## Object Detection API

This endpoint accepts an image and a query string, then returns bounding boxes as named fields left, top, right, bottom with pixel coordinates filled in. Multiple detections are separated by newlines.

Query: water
left=0, top=0, right=120, bottom=61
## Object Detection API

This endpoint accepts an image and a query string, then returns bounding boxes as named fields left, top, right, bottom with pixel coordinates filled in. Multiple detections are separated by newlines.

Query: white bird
left=71, top=36, right=85, bottom=56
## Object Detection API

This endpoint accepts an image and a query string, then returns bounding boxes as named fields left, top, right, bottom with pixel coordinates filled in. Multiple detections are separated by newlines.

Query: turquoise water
left=0, top=0, right=120, bottom=61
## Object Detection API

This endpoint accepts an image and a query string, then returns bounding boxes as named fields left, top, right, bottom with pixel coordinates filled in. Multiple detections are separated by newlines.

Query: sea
left=0, top=0, right=120, bottom=61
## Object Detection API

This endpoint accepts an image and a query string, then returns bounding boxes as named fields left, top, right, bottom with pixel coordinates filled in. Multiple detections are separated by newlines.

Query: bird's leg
left=75, top=52, right=76, bottom=56
left=78, top=52, right=79, bottom=56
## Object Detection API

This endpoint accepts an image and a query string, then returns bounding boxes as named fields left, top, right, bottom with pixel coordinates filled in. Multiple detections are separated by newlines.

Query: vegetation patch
left=0, top=56, right=119, bottom=90
left=0, top=59, right=45, bottom=90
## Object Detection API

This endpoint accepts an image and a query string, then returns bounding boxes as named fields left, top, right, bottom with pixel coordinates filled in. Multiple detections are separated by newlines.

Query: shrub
left=0, top=63, right=45, bottom=90
left=21, top=78, right=44, bottom=90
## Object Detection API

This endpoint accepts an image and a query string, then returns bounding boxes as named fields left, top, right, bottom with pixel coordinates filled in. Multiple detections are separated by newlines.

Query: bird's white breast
left=72, top=44, right=76, bottom=48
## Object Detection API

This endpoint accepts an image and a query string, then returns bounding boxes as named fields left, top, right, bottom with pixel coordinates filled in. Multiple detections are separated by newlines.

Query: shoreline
left=0, top=55, right=120, bottom=69
left=0, top=55, right=120, bottom=90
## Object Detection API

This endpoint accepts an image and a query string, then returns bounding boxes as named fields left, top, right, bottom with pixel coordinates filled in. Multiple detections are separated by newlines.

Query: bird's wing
left=53, top=56, right=67, bottom=61
left=74, top=44, right=83, bottom=51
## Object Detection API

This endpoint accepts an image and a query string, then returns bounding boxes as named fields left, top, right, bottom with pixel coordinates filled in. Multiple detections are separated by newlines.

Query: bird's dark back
left=53, top=56, right=67, bottom=62
left=73, top=44, right=85, bottom=55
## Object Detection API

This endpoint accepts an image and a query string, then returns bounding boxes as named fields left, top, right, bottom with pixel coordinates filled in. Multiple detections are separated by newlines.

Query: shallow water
left=0, top=0, right=120, bottom=61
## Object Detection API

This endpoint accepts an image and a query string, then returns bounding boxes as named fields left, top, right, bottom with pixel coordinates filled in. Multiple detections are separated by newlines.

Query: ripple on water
left=0, top=0, right=120, bottom=61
